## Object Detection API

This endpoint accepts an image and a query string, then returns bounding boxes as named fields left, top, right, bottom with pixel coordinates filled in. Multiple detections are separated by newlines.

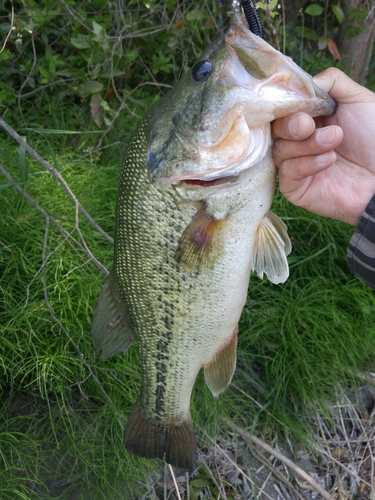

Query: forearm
left=347, top=194, right=375, bottom=290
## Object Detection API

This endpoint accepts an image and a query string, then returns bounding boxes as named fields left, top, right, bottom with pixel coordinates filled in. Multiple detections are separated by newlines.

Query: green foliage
left=0, top=0, right=218, bottom=130
left=292, top=1, right=345, bottom=65
left=347, top=6, right=368, bottom=37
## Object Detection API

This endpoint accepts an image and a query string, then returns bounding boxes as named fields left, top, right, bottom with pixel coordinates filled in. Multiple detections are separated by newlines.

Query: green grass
left=2, top=127, right=374, bottom=498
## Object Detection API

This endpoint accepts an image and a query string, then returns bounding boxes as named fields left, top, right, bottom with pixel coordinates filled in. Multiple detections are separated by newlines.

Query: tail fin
left=124, top=401, right=196, bottom=471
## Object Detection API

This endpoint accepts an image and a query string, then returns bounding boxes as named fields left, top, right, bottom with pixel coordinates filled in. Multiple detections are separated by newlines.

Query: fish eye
left=192, top=59, right=213, bottom=83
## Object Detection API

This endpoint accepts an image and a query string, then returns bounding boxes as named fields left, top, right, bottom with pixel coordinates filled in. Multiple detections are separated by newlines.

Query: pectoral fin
left=251, top=211, right=292, bottom=284
left=91, top=269, right=135, bottom=361
left=203, top=327, right=238, bottom=398
left=175, top=203, right=227, bottom=272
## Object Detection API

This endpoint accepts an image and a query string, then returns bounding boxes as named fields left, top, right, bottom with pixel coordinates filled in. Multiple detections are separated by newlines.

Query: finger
left=278, top=150, right=337, bottom=191
left=313, top=67, right=374, bottom=104
left=272, top=112, right=315, bottom=141
left=273, top=125, right=343, bottom=167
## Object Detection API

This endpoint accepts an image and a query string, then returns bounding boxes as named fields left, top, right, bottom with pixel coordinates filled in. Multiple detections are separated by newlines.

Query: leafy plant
left=295, top=2, right=345, bottom=61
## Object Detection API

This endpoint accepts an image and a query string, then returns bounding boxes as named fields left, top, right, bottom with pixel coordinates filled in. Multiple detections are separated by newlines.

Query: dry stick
left=168, top=465, right=182, bottom=500
left=41, top=217, right=120, bottom=417
left=246, top=442, right=305, bottom=500
left=197, top=450, right=228, bottom=498
left=0, top=164, right=108, bottom=275
left=223, top=418, right=333, bottom=500
left=0, top=117, right=113, bottom=245
left=208, top=442, right=275, bottom=500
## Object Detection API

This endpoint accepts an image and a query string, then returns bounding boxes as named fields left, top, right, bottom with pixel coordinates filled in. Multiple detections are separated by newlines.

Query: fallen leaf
left=328, top=38, right=341, bottom=60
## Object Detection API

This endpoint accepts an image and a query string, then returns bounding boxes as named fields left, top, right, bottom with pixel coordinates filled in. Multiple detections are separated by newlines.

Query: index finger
left=272, top=112, right=316, bottom=141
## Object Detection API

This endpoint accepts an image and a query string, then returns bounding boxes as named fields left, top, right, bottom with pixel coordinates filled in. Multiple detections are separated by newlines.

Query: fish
left=91, top=12, right=336, bottom=471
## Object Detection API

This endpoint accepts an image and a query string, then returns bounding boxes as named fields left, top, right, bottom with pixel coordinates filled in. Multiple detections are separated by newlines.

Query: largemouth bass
left=91, top=13, right=335, bottom=471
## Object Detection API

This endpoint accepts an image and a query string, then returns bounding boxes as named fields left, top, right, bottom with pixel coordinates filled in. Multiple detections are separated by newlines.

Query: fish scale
left=91, top=12, right=336, bottom=471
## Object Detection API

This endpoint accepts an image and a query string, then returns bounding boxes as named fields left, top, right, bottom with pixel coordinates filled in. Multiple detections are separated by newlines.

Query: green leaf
left=318, top=36, right=328, bottom=50
left=256, top=0, right=277, bottom=10
left=92, top=20, right=103, bottom=36
left=98, top=70, right=126, bottom=78
left=56, top=68, right=85, bottom=78
left=295, top=26, right=319, bottom=40
left=189, top=478, right=211, bottom=487
left=75, top=80, right=103, bottom=96
left=39, top=67, right=51, bottom=79
left=305, top=4, right=324, bottom=16
left=332, top=4, right=344, bottom=24
left=186, top=10, right=202, bottom=21
left=70, top=34, right=91, bottom=49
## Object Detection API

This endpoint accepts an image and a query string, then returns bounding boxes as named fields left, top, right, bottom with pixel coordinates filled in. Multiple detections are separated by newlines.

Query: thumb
left=313, top=68, right=373, bottom=104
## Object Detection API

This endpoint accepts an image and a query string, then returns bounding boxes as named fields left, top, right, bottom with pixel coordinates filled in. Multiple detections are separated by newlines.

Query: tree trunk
left=337, top=0, right=375, bottom=85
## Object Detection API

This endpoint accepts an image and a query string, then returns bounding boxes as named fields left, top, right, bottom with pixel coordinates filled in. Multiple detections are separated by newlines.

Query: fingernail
left=317, top=127, right=336, bottom=145
left=288, top=115, right=300, bottom=137
left=316, top=151, right=333, bottom=164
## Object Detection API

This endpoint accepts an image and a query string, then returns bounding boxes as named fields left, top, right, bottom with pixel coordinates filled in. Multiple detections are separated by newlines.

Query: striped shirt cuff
left=347, top=194, right=375, bottom=290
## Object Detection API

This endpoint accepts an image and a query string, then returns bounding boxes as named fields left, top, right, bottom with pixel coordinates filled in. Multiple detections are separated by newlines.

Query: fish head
left=147, top=13, right=336, bottom=189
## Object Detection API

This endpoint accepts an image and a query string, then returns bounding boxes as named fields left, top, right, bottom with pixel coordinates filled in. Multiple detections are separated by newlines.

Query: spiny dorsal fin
left=203, top=327, right=238, bottom=398
left=251, top=211, right=291, bottom=284
left=91, top=269, right=135, bottom=361
left=175, top=203, right=227, bottom=272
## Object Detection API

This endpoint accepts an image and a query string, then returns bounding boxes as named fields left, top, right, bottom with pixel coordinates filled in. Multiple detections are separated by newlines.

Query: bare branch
left=0, top=163, right=108, bottom=276
left=0, top=117, right=114, bottom=244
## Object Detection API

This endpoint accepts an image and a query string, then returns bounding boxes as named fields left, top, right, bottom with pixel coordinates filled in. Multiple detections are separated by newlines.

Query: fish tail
left=124, top=401, right=196, bottom=471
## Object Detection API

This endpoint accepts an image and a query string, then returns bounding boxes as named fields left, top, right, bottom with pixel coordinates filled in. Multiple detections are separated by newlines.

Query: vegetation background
left=1, top=0, right=375, bottom=498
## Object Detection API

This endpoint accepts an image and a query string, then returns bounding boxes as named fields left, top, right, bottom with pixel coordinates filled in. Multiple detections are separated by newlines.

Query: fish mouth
left=222, top=14, right=336, bottom=116
left=181, top=175, right=238, bottom=187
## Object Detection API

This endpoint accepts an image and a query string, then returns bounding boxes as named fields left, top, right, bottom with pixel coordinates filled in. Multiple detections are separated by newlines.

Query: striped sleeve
left=347, top=194, right=375, bottom=290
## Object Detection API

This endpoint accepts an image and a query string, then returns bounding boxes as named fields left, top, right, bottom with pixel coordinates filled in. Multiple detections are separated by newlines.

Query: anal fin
left=124, top=401, right=196, bottom=472
left=251, top=211, right=292, bottom=285
left=204, top=327, right=238, bottom=398
left=91, top=269, right=135, bottom=361
left=175, top=203, right=227, bottom=272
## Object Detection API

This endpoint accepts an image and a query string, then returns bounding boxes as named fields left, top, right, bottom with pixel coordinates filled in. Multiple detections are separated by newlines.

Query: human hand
left=272, top=68, right=375, bottom=226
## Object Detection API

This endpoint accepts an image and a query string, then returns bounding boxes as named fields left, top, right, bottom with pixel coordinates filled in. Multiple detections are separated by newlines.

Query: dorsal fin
left=251, top=211, right=291, bottom=284
left=91, top=270, right=135, bottom=361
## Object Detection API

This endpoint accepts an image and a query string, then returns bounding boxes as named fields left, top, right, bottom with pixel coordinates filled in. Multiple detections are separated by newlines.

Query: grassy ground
left=1, top=117, right=375, bottom=498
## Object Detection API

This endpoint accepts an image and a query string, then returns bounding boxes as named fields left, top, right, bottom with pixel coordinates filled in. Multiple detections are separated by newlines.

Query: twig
left=185, top=472, right=190, bottom=500
left=0, top=117, right=113, bottom=244
left=223, top=417, right=333, bottom=500
left=0, top=3, right=14, bottom=54
left=198, top=449, right=228, bottom=498
left=255, top=446, right=305, bottom=500
left=0, top=163, right=108, bottom=276
left=168, top=464, right=182, bottom=500
left=207, top=441, right=275, bottom=500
